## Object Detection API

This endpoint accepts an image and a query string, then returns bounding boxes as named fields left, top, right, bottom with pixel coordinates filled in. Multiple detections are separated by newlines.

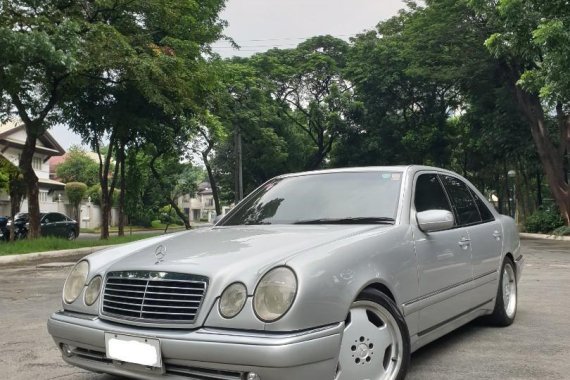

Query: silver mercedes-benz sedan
left=47, top=166, right=523, bottom=380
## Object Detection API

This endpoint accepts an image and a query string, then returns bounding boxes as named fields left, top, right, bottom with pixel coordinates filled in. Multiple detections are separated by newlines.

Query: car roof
left=276, top=165, right=460, bottom=179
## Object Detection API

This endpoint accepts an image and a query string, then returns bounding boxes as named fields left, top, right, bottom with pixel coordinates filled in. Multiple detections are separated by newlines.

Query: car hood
left=92, top=224, right=391, bottom=280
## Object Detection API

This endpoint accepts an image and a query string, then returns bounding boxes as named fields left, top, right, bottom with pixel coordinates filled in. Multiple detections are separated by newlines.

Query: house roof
left=38, top=178, right=65, bottom=189
left=197, top=181, right=213, bottom=195
left=0, top=120, right=66, bottom=157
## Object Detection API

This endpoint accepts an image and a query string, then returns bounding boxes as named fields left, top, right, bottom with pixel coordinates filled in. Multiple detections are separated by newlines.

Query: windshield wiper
left=293, top=217, right=395, bottom=225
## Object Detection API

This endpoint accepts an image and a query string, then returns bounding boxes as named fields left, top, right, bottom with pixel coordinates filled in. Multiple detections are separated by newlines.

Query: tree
left=65, top=182, right=87, bottom=224
left=0, top=155, right=25, bottom=240
left=201, top=58, right=309, bottom=204
left=251, top=36, right=355, bottom=170
left=0, top=167, right=7, bottom=193
left=0, top=1, right=87, bottom=238
left=190, top=113, right=225, bottom=215
left=469, top=0, right=570, bottom=224
left=55, top=147, right=100, bottom=186
left=54, top=0, right=227, bottom=238
left=337, top=11, right=464, bottom=168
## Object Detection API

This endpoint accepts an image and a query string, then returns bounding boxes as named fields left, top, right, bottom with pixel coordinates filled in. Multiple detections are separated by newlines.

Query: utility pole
left=234, top=126, right=243, bottom=203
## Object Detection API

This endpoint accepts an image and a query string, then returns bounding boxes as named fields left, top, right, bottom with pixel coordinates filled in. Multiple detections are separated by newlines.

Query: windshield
left=221, top=171, right=403, bottom=226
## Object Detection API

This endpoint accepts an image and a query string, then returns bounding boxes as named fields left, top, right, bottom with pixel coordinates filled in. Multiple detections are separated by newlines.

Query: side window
left=441, top=175, right=482, bottom=226
left=414, top=174, right=453, bottom=213
left=50, top=213, right=65, bottom=223
left=469, top=188, right=495, bottom=222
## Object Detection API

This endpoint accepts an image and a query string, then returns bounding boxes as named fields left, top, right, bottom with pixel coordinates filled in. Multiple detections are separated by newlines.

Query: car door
left=50, top=213, right=67, bottom=238
left=411, top=173, right=474, bottom=334
left=440, top=175, right=501, bottom=308
left=41, top=214, right=55, bottom=237
left=465, top=186, right=503, bottom=305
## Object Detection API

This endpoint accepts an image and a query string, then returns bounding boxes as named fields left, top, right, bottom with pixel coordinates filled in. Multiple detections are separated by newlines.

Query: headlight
left=84, top=276, right=102, bottom=306
left=219, top=282, right=247, bottom=319
left=253, top=267, right=297, bottom=322
left=63, top=261, right=89, bottom=304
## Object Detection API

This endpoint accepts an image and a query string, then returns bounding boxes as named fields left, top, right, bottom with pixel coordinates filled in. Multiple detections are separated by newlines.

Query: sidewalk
left=520, top=232, right=570, bottom=242
left=0, top=245, right=112, bottom=266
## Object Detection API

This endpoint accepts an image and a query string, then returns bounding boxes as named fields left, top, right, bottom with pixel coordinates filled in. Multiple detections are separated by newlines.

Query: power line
left=226, top=34, right=354, bottom=43
left=212, top=44, right=299, bottom=49
left=211, top=33, right=357, bottom=51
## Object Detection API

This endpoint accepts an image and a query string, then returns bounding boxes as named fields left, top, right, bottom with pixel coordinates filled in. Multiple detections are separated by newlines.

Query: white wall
left=79, top=203, right=119, bottom=229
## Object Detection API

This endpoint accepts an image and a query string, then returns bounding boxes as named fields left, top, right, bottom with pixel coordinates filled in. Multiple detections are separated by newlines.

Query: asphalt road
left=0, top=239, right=568, bottom=380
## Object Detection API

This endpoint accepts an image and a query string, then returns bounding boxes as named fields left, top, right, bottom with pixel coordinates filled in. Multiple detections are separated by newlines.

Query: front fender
left=263, top=226, right=418, bottom=332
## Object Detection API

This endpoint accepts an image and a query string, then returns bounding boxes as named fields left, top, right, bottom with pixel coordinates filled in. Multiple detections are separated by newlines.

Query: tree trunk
left=118, top=144, right=126, bottom=237
left=166, top=197, right=190, bottom=230
left=149, top=154, right=191, bottom=229
left=514, top=88, right=570, bottom=225
left=19, top=132, right=41, bottom=239
left=203, top=152, right=222, bottom=215
left=496, top=173, right=504, bottom=214
left=536, top=169, right=543, bottom=207
left=96, top=134, right=119, bottom=240
left=8, top=184, right=23, bottom=242
left=100, top=176, right=111, bottom=240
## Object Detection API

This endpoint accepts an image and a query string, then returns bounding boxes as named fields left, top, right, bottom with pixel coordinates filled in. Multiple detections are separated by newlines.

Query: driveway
left=0, top=239, right=568, bottom=379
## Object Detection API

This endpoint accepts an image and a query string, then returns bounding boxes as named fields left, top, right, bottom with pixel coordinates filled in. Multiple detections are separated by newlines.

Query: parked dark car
left=0, top=216, right=8, bottom=241
left=7, top=212, right=79, bottom=240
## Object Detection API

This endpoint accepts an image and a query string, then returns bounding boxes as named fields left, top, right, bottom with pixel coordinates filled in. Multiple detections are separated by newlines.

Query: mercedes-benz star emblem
left=154, top=245, right=167, bottom=265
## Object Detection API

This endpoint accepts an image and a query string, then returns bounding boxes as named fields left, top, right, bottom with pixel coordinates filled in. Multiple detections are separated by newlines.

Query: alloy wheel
left=336, top=300, right=404, bottom=380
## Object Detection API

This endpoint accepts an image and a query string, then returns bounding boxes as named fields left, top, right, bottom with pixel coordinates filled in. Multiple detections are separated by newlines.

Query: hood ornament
left=154, top=244, right=167, bottom=265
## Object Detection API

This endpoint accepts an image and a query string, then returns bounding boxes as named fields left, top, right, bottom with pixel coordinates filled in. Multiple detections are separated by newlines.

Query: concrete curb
left=0, top=245, right=113, bottom=266
left=520, top=232, right=570, bottom=241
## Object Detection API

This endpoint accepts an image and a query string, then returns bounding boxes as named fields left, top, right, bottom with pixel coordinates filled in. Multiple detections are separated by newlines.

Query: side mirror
left=417, top=210, right=455, bottom=233
left=213, top=214, right=223, bottom=224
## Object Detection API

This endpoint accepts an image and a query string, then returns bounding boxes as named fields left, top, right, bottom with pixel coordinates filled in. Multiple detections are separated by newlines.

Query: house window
left=32, top=157, right=43, bottom=170
left=206, top=198, right=214, bottom=207
left=39, top=191, right=49, bottom=202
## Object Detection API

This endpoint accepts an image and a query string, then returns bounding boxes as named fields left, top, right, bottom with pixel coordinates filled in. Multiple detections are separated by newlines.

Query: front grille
left=101, top=271, right=208, bottom=325
left=72, top=347, right=111, bottom=363
left=167, top=365, right=245, bottom=379
left=69, top=347, right=245, bottom=379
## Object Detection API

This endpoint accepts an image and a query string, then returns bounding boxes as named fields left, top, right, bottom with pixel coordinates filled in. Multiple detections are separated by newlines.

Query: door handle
left=458, top=237, right=471, bottom=248
left=493, top=231, right=502, bottom=240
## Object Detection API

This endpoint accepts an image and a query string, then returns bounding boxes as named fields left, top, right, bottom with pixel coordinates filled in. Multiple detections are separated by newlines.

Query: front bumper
left=47, top=311, right=343, bottom=380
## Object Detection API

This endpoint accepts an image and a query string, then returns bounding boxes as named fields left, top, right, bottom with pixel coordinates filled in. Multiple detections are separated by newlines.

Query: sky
left=50, top=0, right=406, bottom=149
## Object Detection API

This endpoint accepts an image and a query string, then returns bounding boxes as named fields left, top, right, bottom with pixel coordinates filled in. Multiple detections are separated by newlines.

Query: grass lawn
left=0, top=233, right=162, bottom=256
left=79, top=221, right=186, bottom=234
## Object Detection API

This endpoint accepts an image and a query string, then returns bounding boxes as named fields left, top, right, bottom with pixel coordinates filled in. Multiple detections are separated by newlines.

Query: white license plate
left=105, top=333, right=162, bottom=368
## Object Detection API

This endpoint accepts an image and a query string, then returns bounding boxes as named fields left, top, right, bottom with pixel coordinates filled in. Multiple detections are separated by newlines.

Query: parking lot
left=0, top=238, right=568, bottom=380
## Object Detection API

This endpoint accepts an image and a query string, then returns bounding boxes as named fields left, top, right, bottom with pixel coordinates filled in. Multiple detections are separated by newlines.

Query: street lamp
left=507, top=170, right=517, bottom=222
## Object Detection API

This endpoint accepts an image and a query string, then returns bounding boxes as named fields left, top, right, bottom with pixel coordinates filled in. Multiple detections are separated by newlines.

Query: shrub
left=85, top=185, right=101, bottom=206
left=65, top=182, right=87, bottom=224
left=524, top=207, right=565, bottom=234
left=553, top=226, right=570, bottom=237
left=159, top=205, right=178, bottom=225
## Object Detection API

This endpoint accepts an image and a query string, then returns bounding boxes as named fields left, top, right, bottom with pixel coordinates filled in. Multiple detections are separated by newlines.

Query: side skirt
left=409, top=298, right=494, bottom=353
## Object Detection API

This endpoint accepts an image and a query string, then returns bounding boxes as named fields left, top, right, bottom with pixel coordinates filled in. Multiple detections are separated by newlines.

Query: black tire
left=486, top=257, right=517, bottom=326
left=66, top=229, right=76, bottom=241
left=349, top=288, right=410, bottom=380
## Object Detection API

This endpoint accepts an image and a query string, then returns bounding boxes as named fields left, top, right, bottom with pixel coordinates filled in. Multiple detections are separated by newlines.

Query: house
left=0, top=120, right=67, bottom=216
left=178, top=181, right=231, bottom=223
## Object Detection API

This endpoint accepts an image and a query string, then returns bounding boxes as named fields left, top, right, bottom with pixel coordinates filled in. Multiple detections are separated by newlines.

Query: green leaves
left=56, top=147, right=100, bottom=187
